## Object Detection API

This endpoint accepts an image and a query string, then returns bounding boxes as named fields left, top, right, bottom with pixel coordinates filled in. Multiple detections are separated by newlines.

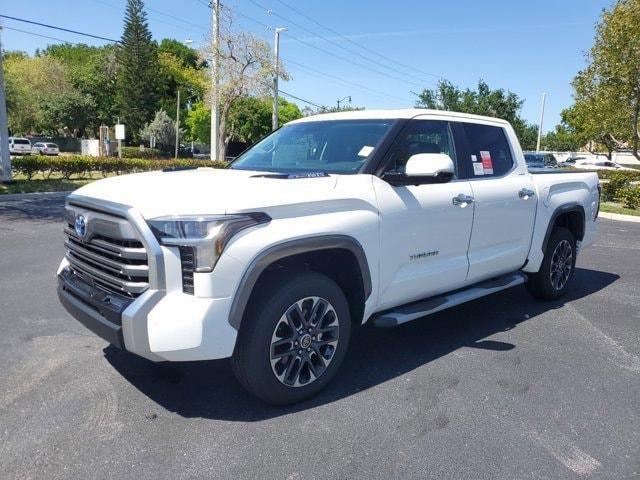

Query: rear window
left=46, top=143, right=58, bottom=148
left=13, top=139, right=30, bottom=145
left=461, top=123, right=514, bottom=177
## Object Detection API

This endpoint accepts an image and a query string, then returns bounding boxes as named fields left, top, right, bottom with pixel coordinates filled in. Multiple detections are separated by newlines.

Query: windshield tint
left=230, top=120, right=395, bottom=174
left=13, top=139, right=30, bottom=145
left=46, top=143, right=58, bottom=148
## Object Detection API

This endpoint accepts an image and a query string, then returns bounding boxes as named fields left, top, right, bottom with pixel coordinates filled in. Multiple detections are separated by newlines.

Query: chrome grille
left=64, top=214, right=149, bottom=298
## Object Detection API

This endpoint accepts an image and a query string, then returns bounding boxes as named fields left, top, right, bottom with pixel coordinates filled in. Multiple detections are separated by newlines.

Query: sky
left=1, top=0, right=616, bottom=131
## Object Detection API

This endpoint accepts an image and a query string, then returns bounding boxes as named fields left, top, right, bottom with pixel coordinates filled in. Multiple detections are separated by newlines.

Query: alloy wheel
left=269, top=296, right=339, bottom=387
left=550, top=239, right=573, bottom=291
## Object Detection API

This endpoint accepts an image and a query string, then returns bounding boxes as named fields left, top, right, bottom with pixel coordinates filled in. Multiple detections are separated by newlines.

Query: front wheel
left=526, top=227, right=576, bottom=300
left=231, top=271, right=351, bottom=405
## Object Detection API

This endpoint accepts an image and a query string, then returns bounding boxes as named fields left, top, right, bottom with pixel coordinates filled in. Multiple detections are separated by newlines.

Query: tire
left=526, top=227, right=577, bottom=300
left=231, top=270, right=351, bottom=405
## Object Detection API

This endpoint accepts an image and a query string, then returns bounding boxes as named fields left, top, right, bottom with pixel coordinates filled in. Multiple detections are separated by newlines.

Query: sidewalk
left=599, top=211, right=640, bottom=223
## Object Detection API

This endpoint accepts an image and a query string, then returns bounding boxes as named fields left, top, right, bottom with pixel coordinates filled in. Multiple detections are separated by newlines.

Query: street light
left=336, top=95, right=351, bottom=111
left=272, top=27, right=287, bottom=131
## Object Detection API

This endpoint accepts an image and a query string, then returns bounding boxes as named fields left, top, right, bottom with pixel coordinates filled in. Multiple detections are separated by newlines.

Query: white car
left=574, top=159, right=636, bottom=171
left=8, top=137, right=31, bottom=155
left=31, top=142, right=60, bottom=156
left=57, top=109, right=600, bottom=404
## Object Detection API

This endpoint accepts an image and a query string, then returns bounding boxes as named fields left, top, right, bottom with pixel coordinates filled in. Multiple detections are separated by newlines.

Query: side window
left=461, top=123, right=514, bottom=178
left=384, top=120, right=456, bottom=176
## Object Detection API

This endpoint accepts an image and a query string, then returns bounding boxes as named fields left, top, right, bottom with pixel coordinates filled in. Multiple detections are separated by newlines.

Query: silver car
left=31, top=142, right=60, bottom=156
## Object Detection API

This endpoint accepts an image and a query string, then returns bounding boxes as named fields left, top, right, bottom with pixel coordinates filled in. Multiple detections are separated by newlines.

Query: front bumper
left=58, top=269, right=129, bottom=349
left=58, top=261, right=237, bottom=362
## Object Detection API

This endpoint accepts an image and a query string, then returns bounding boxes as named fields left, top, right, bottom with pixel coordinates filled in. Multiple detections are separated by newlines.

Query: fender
left=541, top=203, right=585, bottom=252
left=227, top=235, right=372, bottom=330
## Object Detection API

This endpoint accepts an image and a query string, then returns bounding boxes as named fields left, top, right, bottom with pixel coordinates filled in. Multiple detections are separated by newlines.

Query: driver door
left=373, top=119, right=474, bottom=310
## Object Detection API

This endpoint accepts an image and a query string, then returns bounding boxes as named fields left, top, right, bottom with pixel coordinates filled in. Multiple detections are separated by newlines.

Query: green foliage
left=41, top=91, right=97, bottom=137
left=140, top=110, right=184, bottom=154
left=565, top=0, right=640, bottom=159
left=3, top=54, right=75, bottom=134
left=542, top=123, right=582, bottom=152
left=601, top=172, right=631, bottom=201
left=593, top=169, right=640, bottom=181
left=617, top=186, right=640, bottom=209
left=185, top=101, right=211, bottom=144
left=43, top=43, right=119, bottom=133
left=158, top=39, right=202, bottom=69
left=115, top=0, right=159, bottom=142
left=12, top=155, right=227, bottom=180
left=120, top=146, right=162, bottom=159
left=415, top=80, right=538, bottom=148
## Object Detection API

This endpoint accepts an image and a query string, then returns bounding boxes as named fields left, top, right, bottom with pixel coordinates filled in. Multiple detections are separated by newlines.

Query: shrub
left=11, top=155, right=227, bottom=180
left=601, top=172, right=631, bottom=201
left=617, top=186, right=640, bottom=209
left=120, top=146, right=162, bottom=159
left=595, top=169, right=640, bottom=181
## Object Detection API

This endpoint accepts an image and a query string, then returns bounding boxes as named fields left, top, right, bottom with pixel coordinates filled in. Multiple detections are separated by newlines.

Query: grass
left=600, top=201, right=640, bottom=217
left=0, top=172, right=105, bottom=195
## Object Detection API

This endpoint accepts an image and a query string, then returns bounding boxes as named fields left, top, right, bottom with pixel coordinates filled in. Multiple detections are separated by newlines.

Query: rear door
left=455, top=122, right=537, bottom=283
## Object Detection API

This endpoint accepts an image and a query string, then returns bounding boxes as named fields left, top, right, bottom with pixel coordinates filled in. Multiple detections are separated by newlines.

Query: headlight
left=147, top=213, right=270, bottom=272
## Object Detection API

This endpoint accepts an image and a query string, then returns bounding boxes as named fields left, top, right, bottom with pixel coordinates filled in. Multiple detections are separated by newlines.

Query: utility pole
left=210, top=0, right=220, bottom=161
left=336, top=95, right=351, bottom=111
left=0, top=24, right=13, bottom=184
left=175, top=89, right=180, bottom=159
left=536, top=92, right=547, bottom=153
left=272, top=27, right=286, bottom=131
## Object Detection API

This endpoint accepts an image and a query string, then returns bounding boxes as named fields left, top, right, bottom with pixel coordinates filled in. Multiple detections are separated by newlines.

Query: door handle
left=519, top=188, right=535, bottom=199
left=452, top=193, right=474, bottom=207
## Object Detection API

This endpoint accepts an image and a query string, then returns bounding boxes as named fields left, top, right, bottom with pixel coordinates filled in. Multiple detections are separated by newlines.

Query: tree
left=415, top=79, right=539, bottom=149
left=41, top=91, right=97, bottom=137
left=140, top=110, right=183, bottom=153
left=542, top=122, right=582, bottom=152
left=203, top=10, right=285, bottom=159
left=567, top=0, right=640, bottom=159
left=156, top=46, right=207, bottom=120
left=42, top=43, right=118, bottom=135
left=116, top=0, right=159, bottom=143
left=185, top=96, right=302, bottom=146
left=3, top=54, right=74, bottom=134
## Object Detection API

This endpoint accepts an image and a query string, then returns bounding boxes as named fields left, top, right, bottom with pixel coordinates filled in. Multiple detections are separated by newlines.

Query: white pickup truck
left=57, top=109, right=600, bottom=404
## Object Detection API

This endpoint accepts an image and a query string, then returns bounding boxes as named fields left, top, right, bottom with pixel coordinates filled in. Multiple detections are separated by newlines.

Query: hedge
left=12, top=155, right=227, bottom=180
left=120, top=146, right=163, bottom=159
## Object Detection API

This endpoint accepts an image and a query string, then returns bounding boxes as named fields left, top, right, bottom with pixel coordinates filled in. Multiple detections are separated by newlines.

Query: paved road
left=1, top=193, right=639, bottom=480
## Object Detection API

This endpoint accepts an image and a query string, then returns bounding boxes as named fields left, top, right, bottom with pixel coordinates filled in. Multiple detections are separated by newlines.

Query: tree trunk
left=632, top=99, right=640, bottom=160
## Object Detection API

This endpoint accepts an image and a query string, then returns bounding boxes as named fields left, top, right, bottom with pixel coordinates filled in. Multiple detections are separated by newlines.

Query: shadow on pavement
left=104, top=267, right=619, bottom=420
left=0, top=193, right=67, bottom=222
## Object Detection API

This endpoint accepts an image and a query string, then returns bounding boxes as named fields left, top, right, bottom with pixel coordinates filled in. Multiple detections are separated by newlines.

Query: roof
left=289, top=108, right=511, bottom=126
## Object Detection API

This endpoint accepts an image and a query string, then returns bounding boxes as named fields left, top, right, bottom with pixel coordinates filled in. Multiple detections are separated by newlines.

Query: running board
left=372, top=272, right=527, bottom=328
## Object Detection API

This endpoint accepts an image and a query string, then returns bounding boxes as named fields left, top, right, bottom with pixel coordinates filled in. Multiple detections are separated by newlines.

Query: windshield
left=13, top=139, right=30, bottom=145
left=230, top=119, right=395, bottom=174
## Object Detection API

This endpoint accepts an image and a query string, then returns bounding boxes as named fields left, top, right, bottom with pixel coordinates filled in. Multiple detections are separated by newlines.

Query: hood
left=69, top=168, right=339, bottom=219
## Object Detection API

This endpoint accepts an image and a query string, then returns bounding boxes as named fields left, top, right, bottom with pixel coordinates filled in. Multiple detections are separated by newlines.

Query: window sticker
left=473, top=162, right=485, bottom=176
left=358, top=145, right=374, bottom=157
left=480, top=151, right=493, bottom=174
left=471, top=154, right=477, bottom=162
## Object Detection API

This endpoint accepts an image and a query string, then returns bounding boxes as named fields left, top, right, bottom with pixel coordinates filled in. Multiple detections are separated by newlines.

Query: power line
left=274, top=0, right=443, bottom=81
left=245, top=0, right=434, bottom=88
left=2, top=26, right=70, bottom=44
left=283, top=56, right=412, bottom=104
left=0, top=14, right=119, bottom=43
left=279, top=89, right=326, bottom=110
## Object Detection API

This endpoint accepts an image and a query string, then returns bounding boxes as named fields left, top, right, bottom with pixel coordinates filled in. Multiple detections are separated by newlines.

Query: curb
left=0, top=191, right=70, bottom=201
left=599, top=211, right=640, bottom=223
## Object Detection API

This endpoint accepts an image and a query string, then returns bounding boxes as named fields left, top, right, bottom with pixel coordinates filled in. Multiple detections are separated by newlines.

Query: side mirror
left=383, top=153, right=455, bottom=186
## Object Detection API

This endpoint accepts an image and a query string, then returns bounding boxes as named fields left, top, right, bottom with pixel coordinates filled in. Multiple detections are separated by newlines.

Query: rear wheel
left=231, top=271, right=351, bottom=405
left=526, top=227, right=576, bottom=300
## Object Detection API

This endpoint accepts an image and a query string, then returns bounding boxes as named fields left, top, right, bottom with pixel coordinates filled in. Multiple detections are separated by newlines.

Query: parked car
left=8, top=137, right=31, bottom=155
left=574, top=159, right=636, bottom=171
left=57, top=109, right=600, bottom=405
left=31, top=142, right=60, bottom=156
left=562, top=155, right=586, bottom=165
left=524, top=152, right=558, bottom=170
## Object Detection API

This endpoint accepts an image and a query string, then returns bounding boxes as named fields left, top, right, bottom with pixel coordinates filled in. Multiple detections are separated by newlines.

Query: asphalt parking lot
left=0, top=192, right=639, bottom=480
